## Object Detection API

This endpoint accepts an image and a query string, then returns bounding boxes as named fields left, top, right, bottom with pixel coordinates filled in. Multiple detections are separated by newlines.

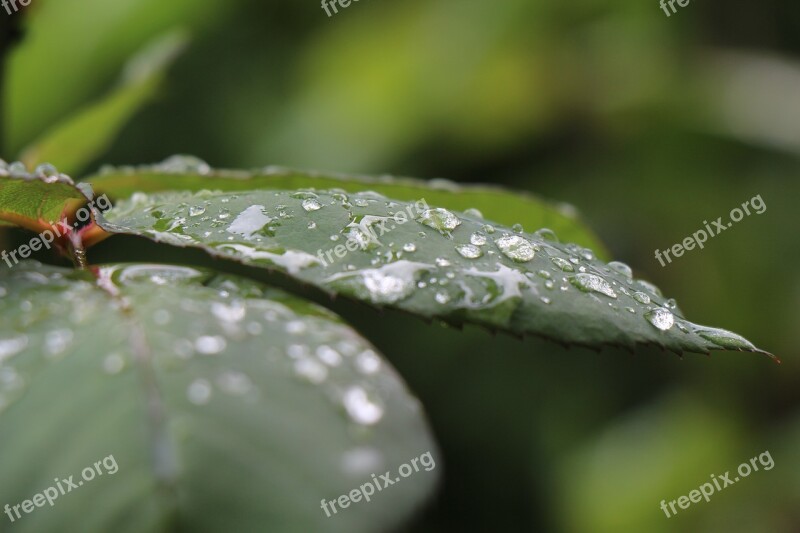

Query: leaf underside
left=0, top=262, right=438, bottom=533
left=95, top=189, right=773, bottom=359
left=0, top=165, right=92, bottom=232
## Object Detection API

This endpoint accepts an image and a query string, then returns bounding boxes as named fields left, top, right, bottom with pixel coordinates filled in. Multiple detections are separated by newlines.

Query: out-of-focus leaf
left=0, top=262, right=438, bottom=533
left=87, top=157, right=609, bottom=255
left=95, top=188, right=772, bottom=358
left=19, top=32, right=188, bottom=176
left=0, top=162, right=92, bottom=233
left=554, top=393, right=742, bottom=533
left=6, top=0, right=228, bottom=152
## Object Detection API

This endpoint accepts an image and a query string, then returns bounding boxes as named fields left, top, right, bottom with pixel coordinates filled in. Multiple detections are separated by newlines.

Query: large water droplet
left=569, top=273, right=617, bottom=298
left=645, top=308, right=674, bottom=331
left=417, top=208, right=461, bottom=234
left=302, top=198, right=323, bottom=212
left=495, top=235, right=535, bottom=262
left=632, top=291, right=651, bottom=304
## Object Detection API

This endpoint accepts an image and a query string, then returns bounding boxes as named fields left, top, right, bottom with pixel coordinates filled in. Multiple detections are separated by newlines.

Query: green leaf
left=19, top=32, right=188, bottom=177
left=86, top=157, right=609, bottom=256
left=0, top=262, right=438, bottom=532
left=0, top=162, right=92, bottom=233
left=95, top=189, right=773, bottom=358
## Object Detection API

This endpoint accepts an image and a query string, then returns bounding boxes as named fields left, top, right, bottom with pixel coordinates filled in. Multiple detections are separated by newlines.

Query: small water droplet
left=195, top=335, right=226, bottom=355
left=403, top=243, right=417, bottom=253
left=294, top=358, right=328, bottom=383
left=355, top=350, right=381, bottom=374
left=189, top=205, right=206, bottom=217
left=608, top=261, right=633, bottom=279
left=535, top=228, right=559, bottom=242
left=511, top=223, right=524, bottom=233
left=463, top=208, right=483, bottom=219
left=456, top=244, right=483, bottom=259
left=551, top=257, right=575, bottom=272
left=470, top=233, right=487, bottom=246
left=103, top=353, right=126, bottom=375
left=188, top=379, right=213, bottom=405
left=435, top=257, right=452, bottom=267
left=342, top=387, right=384, bottom=425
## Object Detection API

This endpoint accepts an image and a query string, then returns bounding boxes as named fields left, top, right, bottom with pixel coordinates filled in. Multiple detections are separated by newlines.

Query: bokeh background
left=2, top=0, right=799, bottom=531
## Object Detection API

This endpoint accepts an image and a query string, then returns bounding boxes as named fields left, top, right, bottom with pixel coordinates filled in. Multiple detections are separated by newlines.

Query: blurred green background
left=2, top=0, right=799, bottom=531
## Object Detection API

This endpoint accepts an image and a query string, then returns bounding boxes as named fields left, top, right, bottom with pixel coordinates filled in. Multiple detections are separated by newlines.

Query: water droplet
left=569, top=273, right=617, bottom=298
left=316, top=345, right=342, bottom=366
left=637, top=280, right=663, bottom=298
left=158, top=155, right=211, bottom=174
left=417, top=208, right=461, bottom=234
left=463, top=208, right=483, bottom=219
left=435, top=291, right=451, bottom=304
left=645, top=308, right=674, bottom=331
left=551, top=257, right=575, bottom=272
left=294, top=358, right=328, bottom=384
left=535, top=228, right=559, bottom=242
left=195, top=335, right=226, bottom=355
left=495, top=235, right=535, bottom=262
left=355, top=350, right=381, bottom=374
left=626, top=307, right=636, bottom=314
left=342, top=387, right=384, bottom=425
left=302, top=198, right=323, bottom=212
left=45, top=329, right=74, bottom=358
left=456, top=244, right=483, bottom=259
left=470, top=232, right=487, bottom=246
left=664, top=298, right=677, bottom=310
left=402, top=243, right=417, bottom=253
left=435, top=257, right=451, bottom=267
left=632, top=291, right=651, bottom=304
left=217, top=372, right=253, bottom=395
left=189, top=205, right=206, bottom=217
left=608, top=261, right=633, bottom=279
left=0, top=335, right=27, bottom=363
left=540, top=296, right=551, bottom=304
left=512, top=223, right=524, bottom=233
left=307, top=221, right=317, bottom=229
left=211, top=301, right=246, bottom=323
left=537, top=270, right=551, bottom=279
left=187, top=379, right=213, bottom=404
left=103, top=353, right=126, bottom=375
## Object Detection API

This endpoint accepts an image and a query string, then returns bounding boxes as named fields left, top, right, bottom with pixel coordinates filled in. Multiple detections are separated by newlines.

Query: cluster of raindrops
left=0, top=159, right=82, bottom=187
left=102, top=190, right=769, bottom=355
